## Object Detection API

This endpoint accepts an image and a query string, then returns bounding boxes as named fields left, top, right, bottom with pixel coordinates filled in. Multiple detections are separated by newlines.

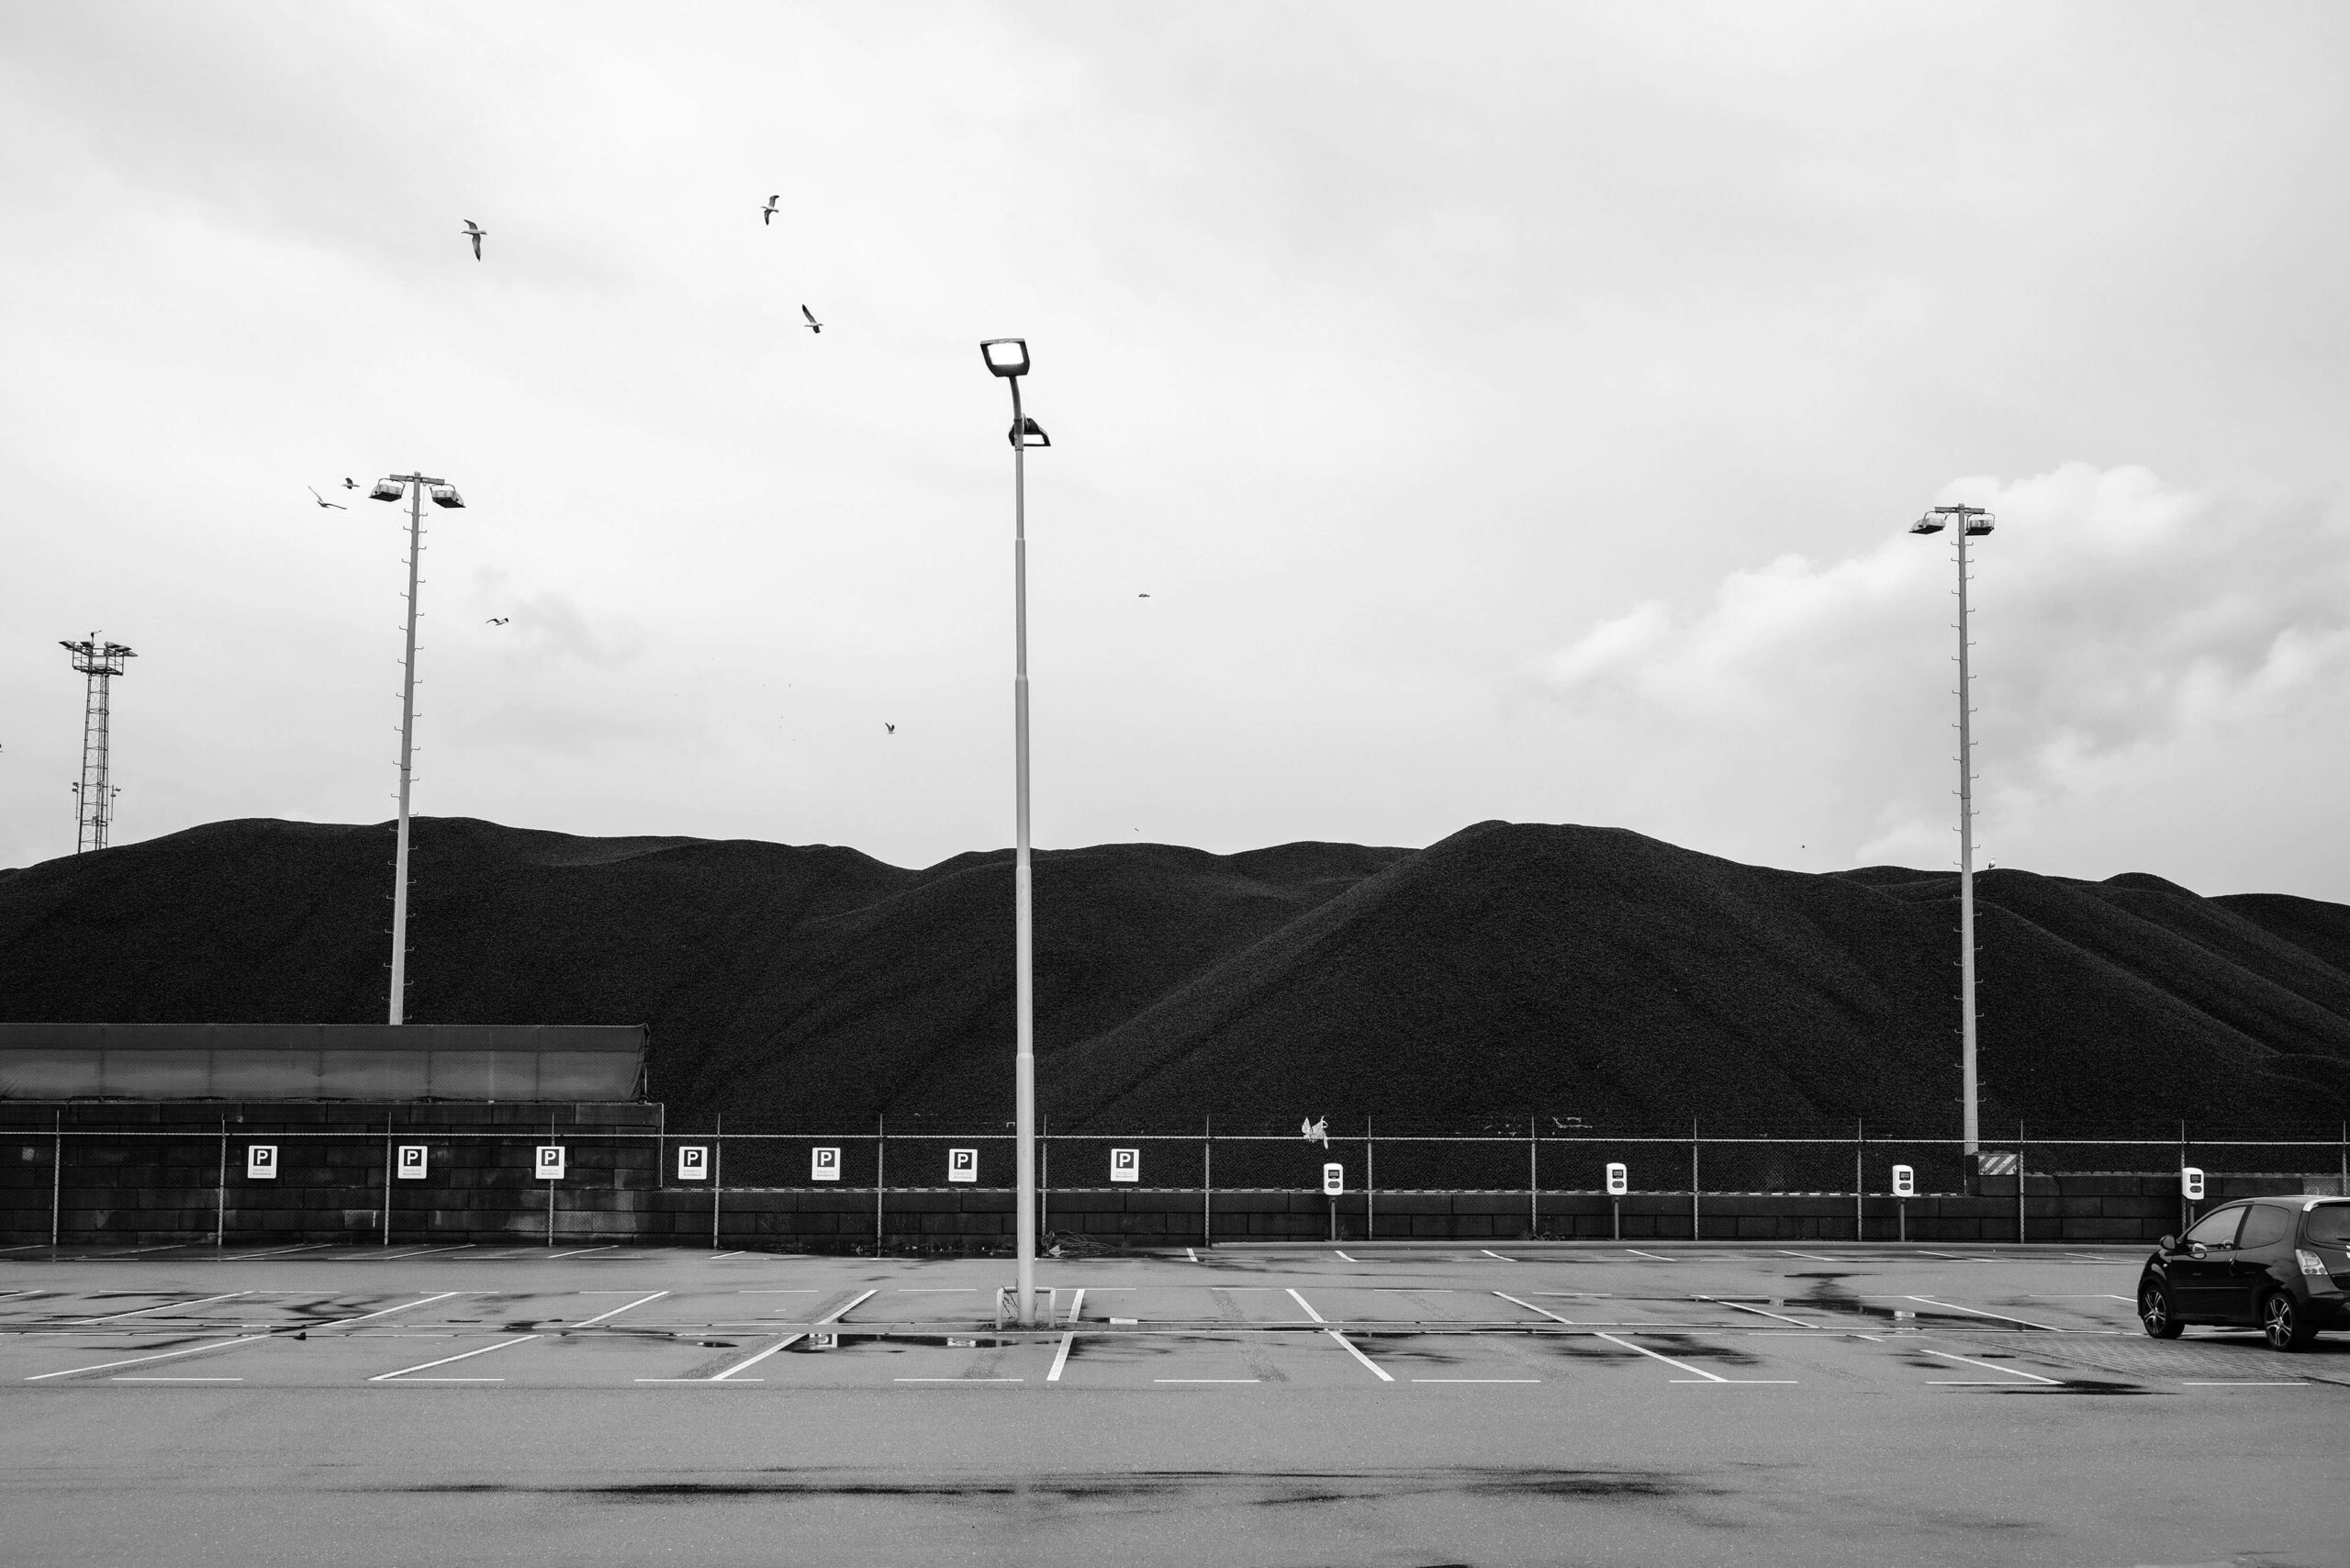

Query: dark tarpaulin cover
left=0, top=1023, right=647, bottom=1101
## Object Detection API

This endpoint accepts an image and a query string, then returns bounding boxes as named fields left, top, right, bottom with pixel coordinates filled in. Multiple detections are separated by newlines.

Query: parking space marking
left=1065, top=1289, right=1085, bottom=1326
left=1777, top=1250, right=1843, bottom=1263
left=543, top=1246, right=616, bottom=1260
left=573, top=1291, right=667, bottom=1327
left=2182, top=1381, right=2307, bottom=1386
left=378, top=1246, right=471, bottom=1260
left=1918, top=1348, right=2063, bottom=1385
left=1480, top=1249, right=1516, bottom=1262
left=1696, top=1295, right=1818, bottom=1328
left=1595, top=1332, right=1796, bottom=1384
left=1913, top=1250, right=1990, bottom=1262
left=1157, top=1378, right=1259, bottom=1383
left=1325, top=1332, right=1393, bottom=1382
left=1494, top=1291, right=1573, bottom=1325
left=1335, top=1250, right=1360, bottom=1262
left=1285, top=1288, right=1326, bottom=1323
left=113, top=1376, right=242, bottom=1383
left=694, top=1288, right=876, bottom=1383
left=28, top=1337, right=269, bottom=1382
left=0, top=1244, right=48, bottom=1253
left=1413, top=1378, right=1540, bottom=1383
left=313, top=1291, right=464, bottom=1329
left=368, top=1335, right=542, bottom=1383
left=226, top=1243, right=334, bottom=1260
left=740, top=1290, right=819, bottom=1294
left=898, top=1288, right=978, bottom=1293
left=895, top=1378, right=1022, bottom=1383
left=1047, top=1333, right=1075, bottom=1382
left=1901, top=1295, right=2062, bottom=1331
left=709, top=1251, right=749, bottom=1260
left=73, top=1292, right=247, bottom=1326
left=1626, top=1249, right=1675, bottom=1262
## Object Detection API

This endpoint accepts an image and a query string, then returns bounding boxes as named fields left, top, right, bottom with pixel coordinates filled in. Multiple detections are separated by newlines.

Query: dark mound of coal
left=2, top=816, right=2344, bottom=1135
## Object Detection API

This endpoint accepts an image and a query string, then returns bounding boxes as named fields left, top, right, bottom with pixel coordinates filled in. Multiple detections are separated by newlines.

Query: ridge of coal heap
left=4, top=815, right=2347, bottom=1132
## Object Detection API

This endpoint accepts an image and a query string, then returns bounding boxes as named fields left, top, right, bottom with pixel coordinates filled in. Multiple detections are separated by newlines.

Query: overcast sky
left=5, top=3, right=2349, bottom=898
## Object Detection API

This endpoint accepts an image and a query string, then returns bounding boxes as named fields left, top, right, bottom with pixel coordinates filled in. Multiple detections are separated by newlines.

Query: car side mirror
left=2189, top=1242, right=2208, bottom=1260
left=2158, top=1235, right=2176, bottom=1252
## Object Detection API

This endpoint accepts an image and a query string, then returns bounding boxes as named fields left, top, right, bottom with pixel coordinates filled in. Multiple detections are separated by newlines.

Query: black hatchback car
left=2138, top=1195, right=2350, bottom=1350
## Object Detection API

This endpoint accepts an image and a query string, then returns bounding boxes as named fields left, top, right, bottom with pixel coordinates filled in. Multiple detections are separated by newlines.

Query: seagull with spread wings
left=308, top=486, right=346, bottom=510
left=461, top=219, right=486, bottom=260
left=761, top=195, right=780, bottom=225
left=800, top=305, right=822, bottom=334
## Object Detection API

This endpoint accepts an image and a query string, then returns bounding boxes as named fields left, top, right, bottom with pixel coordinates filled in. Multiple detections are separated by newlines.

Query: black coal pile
left=3, top=816, right=2344, bottom=1136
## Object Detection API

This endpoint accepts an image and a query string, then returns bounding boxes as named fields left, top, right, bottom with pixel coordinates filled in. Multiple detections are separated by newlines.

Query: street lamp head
left=980, top=338, right=1030, bottom=378
left=1963, top=513, right=1995, bottom=536
left=369, top=478, right=407, bottom=503
left=1009, top=416, right=1051, bottom=449
left=1908, top=513, right=1946, bottom=535
left=427, top=484, right=466, bottom=510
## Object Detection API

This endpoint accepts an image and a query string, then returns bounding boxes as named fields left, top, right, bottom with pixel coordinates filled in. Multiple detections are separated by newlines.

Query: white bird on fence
left=1300, top=1116, right=1328, bottom=1148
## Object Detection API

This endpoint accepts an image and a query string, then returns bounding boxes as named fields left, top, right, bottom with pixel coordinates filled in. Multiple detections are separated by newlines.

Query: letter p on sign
left=536, top=1146, right=565, bottom=1181
left=397, top=1145, right=428, bottom=1180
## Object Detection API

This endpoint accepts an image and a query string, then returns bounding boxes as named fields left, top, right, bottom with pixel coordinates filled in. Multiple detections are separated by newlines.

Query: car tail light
left=2297, top=1249, right=2329, bottom=1276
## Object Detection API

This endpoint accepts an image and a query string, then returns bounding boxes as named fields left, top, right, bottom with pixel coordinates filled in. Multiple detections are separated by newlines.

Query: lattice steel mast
left=60, top=635, right=135, bottom=854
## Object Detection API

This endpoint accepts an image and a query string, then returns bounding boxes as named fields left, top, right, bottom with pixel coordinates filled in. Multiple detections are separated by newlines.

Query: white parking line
left=0, top=1245, right=49, bottom=1254
left=113, top=1376, right=242, bottom=1383
left=1777, top=1250, right=1843, bottom=1263
left=1594, top=1332, right=1796, bottom=1384
left=1696, top=1296, right=1818, bottom=1328
left=312, top=1291, right=464, bottom=1329
left=2182, top=1381, right=2307, bottom=1386
left=28, top=1337, right=269, bottom=1382
left=898, top=1288, right=978, bottom=1293
left=73, top=1293, right=248, bottom=1326
left=368, top=1335, right=542, bottom=1383
left=1413, top=1378, right=1539, bottom=1383
left=1326, top=1331, right=1393, bottom=1382
left=1335, top=1251, right=1360, bottom=1262
left=1494, top=1291, right=1573, bottom=1325
left=574, top=1291, right=667, bottom=1327
left=1285, top=1288, right=1326, bottom=1323
left=1919, top=1348, right=2062, bottom=1385
left=896, top=1377, right=1023, bottom=1383
left=1627, top=1249, right=1675, bottom=1262
left=1913, top=1250, right=1989, bottom=1262
left=1901, top=1295, right=2063, bottom=1331
left=377, top=1245, right=472, bottom=1260
left=1157, top=1378, right=1259, bottom=1383
left=1066, top=1289, right=1085, bottom=1327
left=1480, top=1249, right=1516, bottom=1262
left=543, top=1246, right=616, bottom=1260
left=1047, top=1332, right=1075, bottom=1382
left=740, top=1290, right=819, bottom=1294
left=694, top=1288, right=876, bottom=1383
left=711, top=1251, right=748, bottom=1260
left=228, top=1243, right=335, bottom=1260
left=1185, top=1249, right=1202, bottom=1263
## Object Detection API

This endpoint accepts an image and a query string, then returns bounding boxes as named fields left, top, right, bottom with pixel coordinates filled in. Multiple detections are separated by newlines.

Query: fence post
left=712, top=1113, right=723, bottom=1250
left=874, top=1114, right=885, bottom=1257
left=1040, top=1114, right=1050, bottom=1245
left=2017, top=1119, right=2028, bottom=1245
left=1690, top=1118, right=1700, bottom=1242
left=215, top=1118, right=227, bottom=1249
left=2179, top=1118, right=2189, bottom=1233
left=1854, top=1120, right=1863, bottom=1243
left=1366, top=1114, right=1375, bottom=1242
left=382, top=1115, right=394, bottom=1247
left=1528, top=1116, right=1538, bottom=1240
left=1202, top=1115, right=1213, bottom=1248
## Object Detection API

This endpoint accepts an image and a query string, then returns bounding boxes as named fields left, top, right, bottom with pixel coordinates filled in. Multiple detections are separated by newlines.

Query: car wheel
left=2260, top=1290, right=2316, bottom=1352
left=2139, top=1281, right=2184, bottom=1339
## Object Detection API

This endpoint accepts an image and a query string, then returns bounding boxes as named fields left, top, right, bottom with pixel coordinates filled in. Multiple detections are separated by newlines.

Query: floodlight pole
left=376, top=470, right=451, bottom=1027
left=1912, top=503, right=1992, bottom=1164
left=1009, top=372, right=1038, bottom=1329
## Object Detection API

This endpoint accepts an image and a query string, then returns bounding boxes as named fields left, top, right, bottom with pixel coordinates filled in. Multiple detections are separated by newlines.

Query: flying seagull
left=461, top=219, right=486, bottom=260
left=341, top=477, right=357, bottom=489
left=1137, top=592, right=1150, bottom=598
left=800, top=305, right=822, bottom=334
left=884, top=722, right=896, bottom=734
left=308, top=486, right=346, bottom=510
left=761, top=195, right=780, bottom=225
left=486, top=618, right=509, bottom=625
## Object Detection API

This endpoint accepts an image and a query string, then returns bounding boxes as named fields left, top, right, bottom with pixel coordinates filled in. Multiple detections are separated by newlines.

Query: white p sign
left=246, top=1145, right=278, bottom=1180
left=947, top=1148, right=978, bottom=1183
left=811, top=1147, right=841, bottom=1182
left=1605, top=1161, right=1628, bottom=1196
left=677, top=1146, right=709, bottom=1182
left=1890, top=1163, right=1915, bottom=1197
left=1110, top=1148, right=1139, bottom=1184
left=1322, top=1162, right=1344, bottom=1196
left=2181, top=1166, right=2205, bottom=1201
left=535, top=1146, right=565, bottom=1181
left=397, top=1145, right=428, bottom=1180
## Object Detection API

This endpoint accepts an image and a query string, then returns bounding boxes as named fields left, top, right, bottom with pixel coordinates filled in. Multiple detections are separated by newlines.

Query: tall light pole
left=981, top=338, right=1049, bottom=1326
left=60, top=635, right=134, bottom=853
left=1909, top=502, right=1994, bottom=1167
left=367, top=471, right=466, bottom=1025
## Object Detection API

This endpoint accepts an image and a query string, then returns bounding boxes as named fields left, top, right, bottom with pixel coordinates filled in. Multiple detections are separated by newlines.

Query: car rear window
left=2183, top=1206, right=2244, bottom=1247
left=2306, top=1204, right=2350, bottom=1247
left=2236, top=1205, right=2292, bottom=1249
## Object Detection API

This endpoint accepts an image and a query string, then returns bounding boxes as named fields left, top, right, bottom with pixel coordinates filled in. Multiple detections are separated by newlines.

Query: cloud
left=1534, top=463, right=2350, bottom=864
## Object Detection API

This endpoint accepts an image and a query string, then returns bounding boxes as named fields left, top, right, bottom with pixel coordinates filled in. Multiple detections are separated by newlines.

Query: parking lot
left=3, top=1239, right=2343, bottom=1565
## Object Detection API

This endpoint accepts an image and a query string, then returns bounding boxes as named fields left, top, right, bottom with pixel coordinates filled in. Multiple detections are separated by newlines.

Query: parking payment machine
left=1891, top=1162, right=1915, bottom=1240
left=2180, top=1165, right=2204, bottom=1229
left=1606, top=1161, right=1628, bottom=1238
left=1322, top=1162, right=1344, bottom=1241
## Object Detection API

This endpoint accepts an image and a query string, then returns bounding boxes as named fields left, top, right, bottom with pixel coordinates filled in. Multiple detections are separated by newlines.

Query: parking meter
left=2179, top=1166, right=2204, bottom=1200
left=1891, top=1164, right=1915, bottom=1197
left=1605, top=1162, right=1628, bottom=1196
